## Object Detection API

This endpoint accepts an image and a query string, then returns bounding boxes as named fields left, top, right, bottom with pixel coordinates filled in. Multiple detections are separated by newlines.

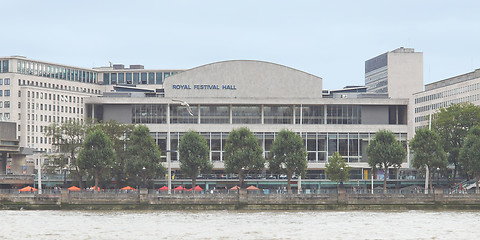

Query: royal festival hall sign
left=172, top=84, right=237, bottom=90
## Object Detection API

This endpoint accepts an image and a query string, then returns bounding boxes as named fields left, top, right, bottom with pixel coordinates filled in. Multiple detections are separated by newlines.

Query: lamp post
left=340, top=167, right=344, bottom=187
left=142, top=166, right=146, bottom=188
left=167, top=99, right=194, bottom=194
left=436, top=167, right=440, bottom=191
left=63, top=167, right=67, bottom=187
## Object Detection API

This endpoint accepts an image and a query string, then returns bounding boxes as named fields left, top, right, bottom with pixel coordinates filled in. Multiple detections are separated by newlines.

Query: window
left=4, top=78, right=10, bottom=85
left=0, top=90, right=2, bottom=96
left=4, top=90, right=10, bottom=96
left=0, top=79, right=2, bottom=85
left=4, top=113, right=10, bottom=119
left=4, top=101, right=10, bottom=108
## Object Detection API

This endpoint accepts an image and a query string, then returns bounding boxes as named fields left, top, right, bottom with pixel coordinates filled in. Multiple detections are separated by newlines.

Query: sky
left=2, top=1, right=480, bottom=90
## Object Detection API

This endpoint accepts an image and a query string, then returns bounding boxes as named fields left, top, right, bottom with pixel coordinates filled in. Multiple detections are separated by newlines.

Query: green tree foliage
left=179, top=130, right=212, bottom=189
left=125, top=125, right=165, bottom=188
left=432, top=103, right=480, bottom=179
left=325, top=152, right=350, bottom=184
left=45, top=120, right=87, bottom=188
left=269, top=129, right=307, bottom=192
left=459, top=126, right=480, bottom=194
left=77, top=129, right=116, bottom=191
left=409, top=128, right=447, bottom=191
left=367, top=130, right=406, bottom=193
left=89, top=120, right=135, bottom=187
left=224, top=127, right=265, bottom=188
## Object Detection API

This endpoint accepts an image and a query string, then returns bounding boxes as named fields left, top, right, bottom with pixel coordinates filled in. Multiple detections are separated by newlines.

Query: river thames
left=3, top=210, right=480, bottom=239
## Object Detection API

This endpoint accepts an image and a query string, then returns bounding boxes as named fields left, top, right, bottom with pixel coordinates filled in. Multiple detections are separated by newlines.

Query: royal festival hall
left=85, top=60, right=409, bottom=190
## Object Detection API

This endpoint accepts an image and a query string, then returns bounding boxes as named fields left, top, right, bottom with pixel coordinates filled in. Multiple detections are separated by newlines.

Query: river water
left=2, top=210, right=480, bottom=240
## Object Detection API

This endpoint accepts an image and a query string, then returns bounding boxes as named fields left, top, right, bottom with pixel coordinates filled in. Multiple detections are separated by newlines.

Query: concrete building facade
left=87, top=60, right=409, bottom=181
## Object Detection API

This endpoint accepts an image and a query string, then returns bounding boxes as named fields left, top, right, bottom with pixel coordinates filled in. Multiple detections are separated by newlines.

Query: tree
left=367, top=130, right=406, bottom=193
left=125, top=125, right=165, bottom=188
left=269, top=129, right=307, bottom=193
left=409, top=128, right=447, bottom=192
left=325, top=152, right=350, bottom=185
left=224, top=127, right=265, bottom=188
left=77, top=129, right=116, bottom=192
left=432, top=103, right=480, bottom=179
left=459, top=126, right=480, bottom=194
left=45, top=120, right=87, bottom=188
left=178, top=130, right=212, bottom=189
left=89, top=120, right=135, bottom=187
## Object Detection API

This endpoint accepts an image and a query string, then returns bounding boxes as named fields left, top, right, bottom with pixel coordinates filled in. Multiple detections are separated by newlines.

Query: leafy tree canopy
left=325, top=152, right=350, bottom=183
left=224, top=127, right=265, bottom=187
left=179, top=130, right=212, bottom=188
left=432, top=103, right=480, bottom=178
left=367, top=129, right=406, bottom=192
left=269, top=129, right=307, bottom=192
left=77, top=129, right=116, bottom=190
left=459, top=126, right=480, bottom=193
left=125, top=125, right=165, bottom=187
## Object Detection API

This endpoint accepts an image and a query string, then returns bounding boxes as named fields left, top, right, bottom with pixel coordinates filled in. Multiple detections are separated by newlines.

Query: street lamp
left=437, top=167, right=440, bottom=191
left=167, top=99, right=194, bottom=194
left=340, top=167, right=344, bottom=187
left=63, top=167, right=67, bottom=187
left=142, top=166, right=146, bottom=188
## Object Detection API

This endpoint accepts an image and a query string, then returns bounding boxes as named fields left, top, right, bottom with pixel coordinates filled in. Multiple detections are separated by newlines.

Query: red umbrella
left=174, top=186, right=184, bottom=191
left=68, top=186, right=81, bottom=191
left=158, top=186, right=169, bottom=191
left=120, top=186, right=136, bottom=190
left=247, top=185, right=260, bottom=190
left=194, top=186, right=203, bottom=191
left=230, top=186, right=240, bottom=190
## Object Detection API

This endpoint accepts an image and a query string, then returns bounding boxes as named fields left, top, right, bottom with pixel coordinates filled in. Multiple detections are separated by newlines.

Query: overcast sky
left=2, top=1, right=480, bottom=90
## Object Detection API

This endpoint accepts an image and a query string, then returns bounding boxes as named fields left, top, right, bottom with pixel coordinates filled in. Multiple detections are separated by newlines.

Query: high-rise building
left=365, top=47, right=423, bottom=99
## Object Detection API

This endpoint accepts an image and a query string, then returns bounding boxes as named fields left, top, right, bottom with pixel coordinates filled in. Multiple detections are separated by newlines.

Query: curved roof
left=164, top=60, right=323, bottom=99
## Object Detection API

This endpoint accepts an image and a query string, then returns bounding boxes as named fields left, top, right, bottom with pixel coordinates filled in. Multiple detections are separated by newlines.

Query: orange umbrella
left=158, top=186, right=169, bottom=191
left=230, top=186, right=240, bottom=190
left=120, top=186, right=136, bottom=190
left=194, top=186, right=203, bottom=191
left=174, top=186, right=184, bottom=191
left=68, top=186, right=81, bottom=191
left=247, top=185, right=260, bottom=190
left=19, top=186, right=37, bottom=192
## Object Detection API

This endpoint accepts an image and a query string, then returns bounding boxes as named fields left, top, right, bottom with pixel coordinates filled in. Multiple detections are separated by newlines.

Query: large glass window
left=126, top=73, right=132, bottom=84
left=200, top=105, right=229, bottom=124
left=156, top=72, right=163, bottom=84
left=148, top=72, right=155, bottom=84
left=132, top=104, right=167, bottom=124
left=118, top=73, right=125, bottom=84
left=2, top=60, right=9, bottom=72
left=264, top=105, right=293, bottom=124
left=232, top=106, right=261, bottom=124
left=327, top=105, right=361, bottom=124
left=141, top=72, right=147, bottom=84
left=170, top=105, right=198, bottom=124
left=133, top=73, right=139, bottom=84
left=111, top=73, right=117, bottom=84
left=103, top=73, right=110, bottom=85
left=296, top=105, right=324, bottom=124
